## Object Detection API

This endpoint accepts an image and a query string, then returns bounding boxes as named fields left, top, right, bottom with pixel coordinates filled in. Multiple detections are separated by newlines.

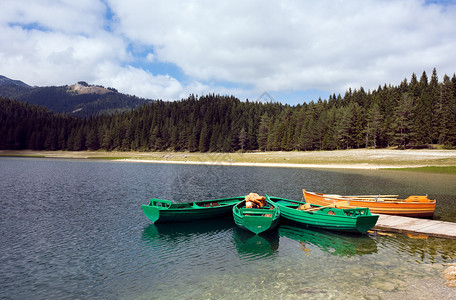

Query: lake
left=1, top=157, right=456, bottom=299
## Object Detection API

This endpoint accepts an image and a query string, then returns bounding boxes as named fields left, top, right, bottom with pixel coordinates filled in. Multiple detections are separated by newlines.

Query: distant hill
left=0, top=75, right=31, bottom=88
left=0, top=75, right=151, bottom=117
left=0, top=75, right=33, bottom=98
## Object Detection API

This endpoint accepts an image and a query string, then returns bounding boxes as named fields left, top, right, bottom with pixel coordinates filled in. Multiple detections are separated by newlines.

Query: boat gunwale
left=266, top=195, right=378, bottom=234
left=142, top=196, right=243, bottom=223
left=267, top=196, right=372, bottom=218
left=234, top=199, right=280, bottom=218
left=303, top=190, right=436, bottom=217
left=232, top=197, right=281, bottom=234
left=305, top=191, right=436, bottom=205
left=147, top=196, right=243, bottom=210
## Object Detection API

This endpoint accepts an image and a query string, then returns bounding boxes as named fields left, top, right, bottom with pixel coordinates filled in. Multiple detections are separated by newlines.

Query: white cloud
left=0, top=24, right=128, bottom=86
left=107, top=0, right=456, bottom=96
left=145, top=53, right=155, bottom=63
left=0, top=0, right=107, bottom=35
left=0, top=0, right=456, bottom=102
left=95, top=63, right=184, bottom=99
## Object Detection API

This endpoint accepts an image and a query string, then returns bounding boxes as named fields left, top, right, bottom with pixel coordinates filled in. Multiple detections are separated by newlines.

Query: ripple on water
left=2, top=158, right=456, bottom=299
left=374, top=233, right=456, bottom=264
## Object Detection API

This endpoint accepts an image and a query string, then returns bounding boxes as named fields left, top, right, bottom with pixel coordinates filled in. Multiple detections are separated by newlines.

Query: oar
left=342, top=195, right=398, bottom=198
left=302, top=188, right=351, bottom=210
left=332, top=200, right=350, bottom=208
left=305, top=200, right=350, bottom=211
left=325, top=194, right=398, bottom=200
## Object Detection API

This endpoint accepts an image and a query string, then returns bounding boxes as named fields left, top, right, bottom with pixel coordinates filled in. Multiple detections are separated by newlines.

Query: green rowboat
left=232, top=198, right=280, bottom=235
left=142, top=196, right=243, bottom=223
left=266, top=195, right=378, bottom=234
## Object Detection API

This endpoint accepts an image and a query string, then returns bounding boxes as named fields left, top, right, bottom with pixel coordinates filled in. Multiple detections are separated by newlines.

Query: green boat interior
left=196, top=202, right=221, bottom=207
left=273, top=199, right=370, bottom=217
left=240, top=208, right=275, bottom=217
left=149, top=198, right=237, bottom=209
left=150, top=199, right=172, bottom=208
left=176, top=203, right=196, bottom=209
left=235, top=200, right=277, bottom=218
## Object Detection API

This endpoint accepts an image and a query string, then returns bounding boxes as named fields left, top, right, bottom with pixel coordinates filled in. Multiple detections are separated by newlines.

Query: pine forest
left=1, top=69, right=456, bottom=152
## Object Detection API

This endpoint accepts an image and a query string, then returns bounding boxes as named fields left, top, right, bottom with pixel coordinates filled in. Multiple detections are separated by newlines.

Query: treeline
left=1, top=69, right=455, bottom=152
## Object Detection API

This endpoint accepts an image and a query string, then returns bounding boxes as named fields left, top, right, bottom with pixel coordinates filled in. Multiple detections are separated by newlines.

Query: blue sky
left=1, top=0, right=456, bottom=105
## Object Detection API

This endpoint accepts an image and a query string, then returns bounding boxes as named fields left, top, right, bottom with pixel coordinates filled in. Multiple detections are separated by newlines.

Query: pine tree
left=366, top=103, right=383, bottom=148
left=429, top=68, right=440, bottom=143
left=188, top=125, right=199, bottom=152
left=338, top=106, right=352, bottom=149
left=393, top=93, right=415, bottom=148
left=2, top=70, right=455, bottom=153
left=198, top=123, right=210, bottom=152
left=257, top=113, right=269, bottom=151
left=238, top=127, right=247, bottom=151
left=321, top=108, right=339, bottom=150
left=86, top=125, right=99, bottom=150
left=438, top=75, right=456, bottom=145
left=411, top=71, right=432, bottom=146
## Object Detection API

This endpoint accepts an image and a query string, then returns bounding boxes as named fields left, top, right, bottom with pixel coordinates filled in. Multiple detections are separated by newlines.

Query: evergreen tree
left=429, top=68, right=440, bottom=143
left=366, top=103, right=383, bottom=148
left=411, top=71, right=433, bottom=146
left=198, top=123, right=210, bottom=152
left=2, top=69, right=456, bottom=153
left=86, top=126, right=99, bottom=150
left=393, top=93, right=415, bottom=148
left=438, top=75, right=456, bottom=145
left=257, top=113, right=269, bottom=151
left=238, top=127, right=247, bottom=151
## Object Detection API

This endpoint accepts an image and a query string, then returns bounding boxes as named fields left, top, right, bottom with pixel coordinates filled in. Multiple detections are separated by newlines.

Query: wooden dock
left=373, top=214, right=456, bottom=239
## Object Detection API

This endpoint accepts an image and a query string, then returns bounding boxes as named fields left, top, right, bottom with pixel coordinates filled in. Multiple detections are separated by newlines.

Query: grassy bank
left=387, top=166, right=456, bottom=174
left=1, top=149, right=456, bottom=173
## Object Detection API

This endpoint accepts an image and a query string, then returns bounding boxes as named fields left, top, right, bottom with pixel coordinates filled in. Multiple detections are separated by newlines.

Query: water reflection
left=279, top=225, right=378, bottom=257
left=3, top=158, right=456, bottom=299
left=233, top=227, right=279, bottom=259
left=374, top=233, right=456, bottom=264
left=141, top=217, right=234, bottom=241
left=140, top=218, right=238, bottom=278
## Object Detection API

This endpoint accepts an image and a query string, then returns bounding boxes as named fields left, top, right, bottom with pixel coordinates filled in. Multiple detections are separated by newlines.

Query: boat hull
left=232, top=199, right=280, bottom=235
left=303, top=190, right=435, bottom=218
left=267, top=196, right=378, bottom=234
left=142, top=197, right=243, bottom=223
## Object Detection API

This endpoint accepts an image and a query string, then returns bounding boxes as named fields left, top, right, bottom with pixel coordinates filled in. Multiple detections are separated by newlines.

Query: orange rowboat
left=302, top=189, right=436, bottom=218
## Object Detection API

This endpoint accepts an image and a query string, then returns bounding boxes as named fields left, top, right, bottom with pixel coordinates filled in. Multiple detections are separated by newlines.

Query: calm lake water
left=1, top=157, right=456, bottom=299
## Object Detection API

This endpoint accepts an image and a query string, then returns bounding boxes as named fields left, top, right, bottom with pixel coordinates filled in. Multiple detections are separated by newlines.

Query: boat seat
left=276, top=200, right=298, bottom=207
left=405, top=196, right=430, bottom=203
left=198, top=202, right=221, bottom=207
left=298, top=203, right=311, bottom=210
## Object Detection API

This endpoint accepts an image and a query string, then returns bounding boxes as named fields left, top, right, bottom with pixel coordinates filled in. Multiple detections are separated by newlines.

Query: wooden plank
left=373, top=214, right=456, bottom=240
left=325, top=194, right=399, bottom=198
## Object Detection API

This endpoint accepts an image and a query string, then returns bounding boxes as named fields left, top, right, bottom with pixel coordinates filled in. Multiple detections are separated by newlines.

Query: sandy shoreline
left=117, top=158, right=418, bottom=169
left=2, top=149, right=456, bottom=170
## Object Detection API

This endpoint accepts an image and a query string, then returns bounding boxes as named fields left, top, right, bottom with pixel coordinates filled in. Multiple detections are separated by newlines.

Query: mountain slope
left=0, top=75, right=150, bottom=117
left=0, top=75, right=32, bottom=98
